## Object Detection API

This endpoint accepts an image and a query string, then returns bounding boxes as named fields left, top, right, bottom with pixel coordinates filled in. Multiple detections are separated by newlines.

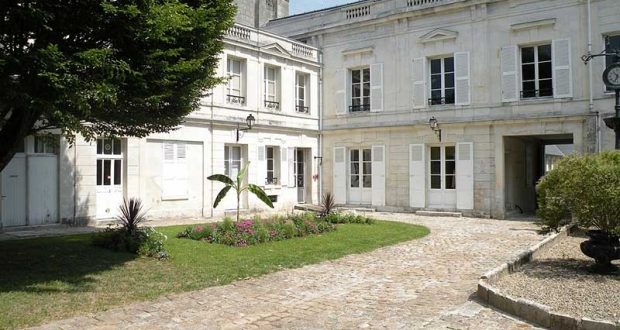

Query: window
left=96, top=138, right=122, bottom=187
left=429, top=57, right=455, bottom=105
left=162, top=142, right=188, bottom=199
left=521, top=44, right=552, bottom=98
left=350, top=68, right=370, bottom=112
left=296, top=73, right=309, bottom=113
left=264, top=66, right=280, bottom=109
left=227, top=58, right=245, bottom=104
left=605, top=35, right=620, bottom=92
left=33, top=135, right=58, bottom=154
left=430, top=146, right=456, bottom=190
left=225, top=145, right=242, bottom=178
left=266, top=146, right=279, bottom=185
left=350, top=148, right=371, bottom=188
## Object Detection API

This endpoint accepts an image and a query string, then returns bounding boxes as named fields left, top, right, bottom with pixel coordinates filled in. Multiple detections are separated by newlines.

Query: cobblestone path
left=35, top=214, right=545, bottom=329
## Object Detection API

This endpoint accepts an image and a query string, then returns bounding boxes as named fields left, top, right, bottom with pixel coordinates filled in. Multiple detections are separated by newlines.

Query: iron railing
left=226, top=94, right=246, bottom=104
left=349, top=104, right=370, bottom=112
left=520, top=89, right=553, bottom=99
left=264, top=100, right=280, bottom=110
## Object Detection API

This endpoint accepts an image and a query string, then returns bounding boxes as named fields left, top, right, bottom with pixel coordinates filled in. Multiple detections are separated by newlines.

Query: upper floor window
left=264, top=65, right=280, bottom=110
left=295, top=73, right=309, bottom=114
left=350, top=67, right=370, bottom=112
left=605, top=35, right=620, bottom=92
left=429, top=57, right=455, bottom=105
left=227, top=58, right=245, bottom=105
left=521, top=44, right=552, bottom=98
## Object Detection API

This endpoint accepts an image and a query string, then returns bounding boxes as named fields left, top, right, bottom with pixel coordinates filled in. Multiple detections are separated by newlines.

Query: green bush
left=537, top=151, right=620, bottom=235
left=92, top=227, right=168, bottom=259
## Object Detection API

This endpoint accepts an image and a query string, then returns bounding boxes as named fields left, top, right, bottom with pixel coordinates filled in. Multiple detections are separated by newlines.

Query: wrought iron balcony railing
left=296, top=105, right=309, bottom=114
left=428, top=97, right=455, bottom=106
left=264, top=100, right=280, bottom=110
left=265, top=177, right=278, bottom=185
left=226, top=94, right=246, bottom=105
left=520, top=89, right=553, bottom=99
left=349, top=104, right=370, bottom=112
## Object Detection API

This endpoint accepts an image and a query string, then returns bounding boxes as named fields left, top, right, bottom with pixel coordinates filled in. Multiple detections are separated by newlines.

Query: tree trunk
left=0, top=110, right=38, bottom=172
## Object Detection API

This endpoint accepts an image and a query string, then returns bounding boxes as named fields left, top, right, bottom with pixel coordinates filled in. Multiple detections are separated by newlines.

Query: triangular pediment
left=419, top=29, right=458, bottom=44
left=261, top=43, right=291, bottom=57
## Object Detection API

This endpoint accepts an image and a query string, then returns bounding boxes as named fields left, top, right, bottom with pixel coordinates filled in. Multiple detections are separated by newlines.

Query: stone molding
left=477, top=225, right=620, bottom=330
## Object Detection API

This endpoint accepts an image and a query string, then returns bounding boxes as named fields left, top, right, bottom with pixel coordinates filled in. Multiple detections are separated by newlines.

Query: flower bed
left=177, top=212, right=374, bottom=247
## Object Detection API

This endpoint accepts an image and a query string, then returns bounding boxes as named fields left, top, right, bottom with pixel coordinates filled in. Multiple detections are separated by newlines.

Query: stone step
left=416, top=210, right=462, bottom=218
left=337, top=206, right=376, bottom=213
left=294, top=204, right=323, bottom=212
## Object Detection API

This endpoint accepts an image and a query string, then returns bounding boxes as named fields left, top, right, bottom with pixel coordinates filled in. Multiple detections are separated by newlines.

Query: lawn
left=0, top=220, right=429, bottom=328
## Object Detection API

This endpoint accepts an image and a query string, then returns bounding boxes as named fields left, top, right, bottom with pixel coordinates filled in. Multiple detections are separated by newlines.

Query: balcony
left=226, top=94, right=246, bottom=105
left=428, top=97, right=455, bottom=106
left=520, top=89, right=553, bottom=99
left=264, top=100, right=280, bottom=110
left=349, top=104, right=370, bottom=112
left=296, top=105, right=309, bottom=114
left=265, top=177, right=278, bottom=185
left=225, top=24, right=318, bottom=61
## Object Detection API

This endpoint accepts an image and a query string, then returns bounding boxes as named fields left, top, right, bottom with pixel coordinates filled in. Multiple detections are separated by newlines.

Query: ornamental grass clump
left=177, top=212, right=375, bottom=247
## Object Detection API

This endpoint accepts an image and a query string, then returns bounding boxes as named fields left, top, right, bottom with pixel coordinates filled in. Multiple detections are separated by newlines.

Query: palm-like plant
left=208, top=162, right=274, bottom=221
left=117, top=198, right=147, bottom=236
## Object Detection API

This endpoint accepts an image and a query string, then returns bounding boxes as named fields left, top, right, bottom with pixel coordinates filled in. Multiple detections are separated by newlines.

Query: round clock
left=603, top=63, right=620, bottom=90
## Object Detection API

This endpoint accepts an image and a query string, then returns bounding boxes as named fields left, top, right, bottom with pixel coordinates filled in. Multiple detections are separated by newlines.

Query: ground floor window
left=225, top=145, right=242, bottom=178
left=96, top=138, right=122, bottom=187
left=350, top=148, right=372, bottom=188
left=430, top=146, right=455, bottom=190
left=266, top=146, right=279, bottom=185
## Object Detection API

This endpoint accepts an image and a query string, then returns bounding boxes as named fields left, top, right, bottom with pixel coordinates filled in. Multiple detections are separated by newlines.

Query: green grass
left=0, top=221, right=429, bottom=328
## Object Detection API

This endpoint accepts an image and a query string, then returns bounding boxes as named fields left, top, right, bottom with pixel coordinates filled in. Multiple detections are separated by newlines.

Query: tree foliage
left=0, top=0, right=236, bottom=170
left=537, top=151, right=620, bottom=235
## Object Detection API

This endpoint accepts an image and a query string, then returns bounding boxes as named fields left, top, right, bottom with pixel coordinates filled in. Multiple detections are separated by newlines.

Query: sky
left=289, top=0, right=361, bottom=15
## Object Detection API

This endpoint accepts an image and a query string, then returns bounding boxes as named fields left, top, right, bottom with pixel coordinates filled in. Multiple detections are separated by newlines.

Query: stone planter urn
left=580, top=230, right=620, bottom=272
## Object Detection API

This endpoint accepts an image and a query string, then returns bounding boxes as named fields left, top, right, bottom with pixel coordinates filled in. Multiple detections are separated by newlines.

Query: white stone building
left=265, top=0, right=620, bottom=218
left=0, top=2, right=321, bottom=226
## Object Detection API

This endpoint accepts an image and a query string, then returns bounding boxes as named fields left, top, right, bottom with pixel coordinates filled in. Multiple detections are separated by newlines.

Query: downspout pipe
left=318, top=48, right=324, bottom=202
left=587, top=0, right=600, bottom=152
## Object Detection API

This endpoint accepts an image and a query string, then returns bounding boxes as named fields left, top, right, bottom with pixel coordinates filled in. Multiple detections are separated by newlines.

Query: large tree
left=0, top=0, right=236, bottom=171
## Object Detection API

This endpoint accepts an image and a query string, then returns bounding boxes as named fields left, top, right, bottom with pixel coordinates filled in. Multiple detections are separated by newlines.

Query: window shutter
left=412, top=57, right=426, bottom=109
left=500, top=45, right=518, bottom=102
left=371, top=145, right=385, bottom=206
left=370, top=63, right=383, bottom=112
left=256, top=145, right=266, bottom=186
left=552, top=39, right=572, bottom=98
left=333, top=147, right=346, bottom=204
left=409, top=144, right=425, bottom=208
left=456, top=142, right=474, bottom=210
left=335, top=69, right=346, bottom=115
left=280, top=147, right=288, bottom=186
left=288, top=147, right=296, bottom=187
left=454, top=52, right=471, bottom=106
left=162, top=142, right=188, bottom=199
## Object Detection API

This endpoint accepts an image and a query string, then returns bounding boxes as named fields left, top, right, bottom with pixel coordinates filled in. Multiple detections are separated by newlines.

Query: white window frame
left=33, top=135, right=58, bottom=154
left=349, top=148, right=372, bottom=188
left=96, top=138, right=123, bottom=187
left=428, top=56, right=455, bottom=105
left=264, top=65, right=280, bottom=109
left=295, top=72, right=309, bottom=114
left=429, top=145, right=456, bottom=191
left=227, top=57, right=245, bottom=104
left=520, top=43, right=553, bottom=99
left=224, top=145, right=242, bottom=178
left=266, top=146, right=280, bottom=185
left=350, top=67, right=370, bottom=112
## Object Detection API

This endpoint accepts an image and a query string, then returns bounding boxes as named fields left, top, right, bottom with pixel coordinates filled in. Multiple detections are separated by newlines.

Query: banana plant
left=207, top=162, right=274, bottom=221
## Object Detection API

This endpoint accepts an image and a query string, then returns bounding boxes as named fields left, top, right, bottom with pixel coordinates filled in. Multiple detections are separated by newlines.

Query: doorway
left=427, top=145, right=456, bottom=209
left=348, top=148, right=372, bottom=205
left=96, top=138, right=124, bottom=219
left=294, top=148, right=307, bottom=203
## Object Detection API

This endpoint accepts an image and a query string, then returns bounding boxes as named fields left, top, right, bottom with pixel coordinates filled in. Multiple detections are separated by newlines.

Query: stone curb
left=477, top=225, right=620, bottom=330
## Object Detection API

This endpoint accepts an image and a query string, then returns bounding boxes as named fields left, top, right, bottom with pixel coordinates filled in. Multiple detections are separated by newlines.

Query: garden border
left=477, top=225, right=620, bottom=330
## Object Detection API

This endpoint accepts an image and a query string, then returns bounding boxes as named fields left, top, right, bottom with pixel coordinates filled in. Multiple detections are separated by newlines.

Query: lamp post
left=236, top=114, right=255, bottom=142
left=428, top=116, right=442, bottom=141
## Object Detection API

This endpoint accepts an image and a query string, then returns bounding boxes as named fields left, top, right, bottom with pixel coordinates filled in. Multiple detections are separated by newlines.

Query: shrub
left=138, top=227, right=168, bottom=259
left=320, top=192, right=336, bottom=216
left=117, top=198, right=147, bottom=236
left=537, top=151, right=620, bottom=235
left=188, top=225, right=212, bottom=241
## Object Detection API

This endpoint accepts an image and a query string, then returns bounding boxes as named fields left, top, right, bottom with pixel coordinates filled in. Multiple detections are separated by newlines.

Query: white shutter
left=162, top=142, right=187, bottom=199
left=412, top=57, right=426, bottom=109
left=370, top=63, right=383, bottom=112
left=288, top=147, right=295, bottom=187
left=454, top=52, right=471, bottom=105
left=456, top=142, right=474, bottom=210
left=371, top=145, right=385, bottom=206
left=409, top=144, right=425, bottom=208
left=335, top=69, right=347, bottom=115
left=552, top=39, right=572, bottom=98
left=280, top=147, right=288, bottom=186
left=333, top=147, right=346, bottom=204
left=500, top=45, right=519, bottom=102
left=256, top=145, right=266, bottom=186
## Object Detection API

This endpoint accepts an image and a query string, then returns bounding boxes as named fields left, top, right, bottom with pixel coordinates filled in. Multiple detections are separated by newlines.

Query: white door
left=333, top=147, right=346, bottom=204
left=96, top=138, right=124, bottom=219
left=1, top=154, right=27, bottom=227
left=428, top=146, right=457, bottom=209
left=295, top=148, right=306, bottom=203
left=28, top=155, right=58, bottom=225
left=409, top=144, right=426, bottom=208
left=348, top=148, right=372, bottom=205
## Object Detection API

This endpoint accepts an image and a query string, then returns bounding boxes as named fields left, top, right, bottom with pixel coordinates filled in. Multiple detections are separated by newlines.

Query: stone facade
left=266, top=0, right=620, bottom=218
left=234, top=0, right=289, bottom=28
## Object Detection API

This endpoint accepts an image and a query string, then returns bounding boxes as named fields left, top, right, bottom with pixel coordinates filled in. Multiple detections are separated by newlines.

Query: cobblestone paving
left=34, top=214, right=545, bottom=330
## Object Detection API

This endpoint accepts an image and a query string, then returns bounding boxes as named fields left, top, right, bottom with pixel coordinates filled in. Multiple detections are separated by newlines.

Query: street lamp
left=236, top=114, right=255, bottom=142
left=428, top=116, right=442, bottom=141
